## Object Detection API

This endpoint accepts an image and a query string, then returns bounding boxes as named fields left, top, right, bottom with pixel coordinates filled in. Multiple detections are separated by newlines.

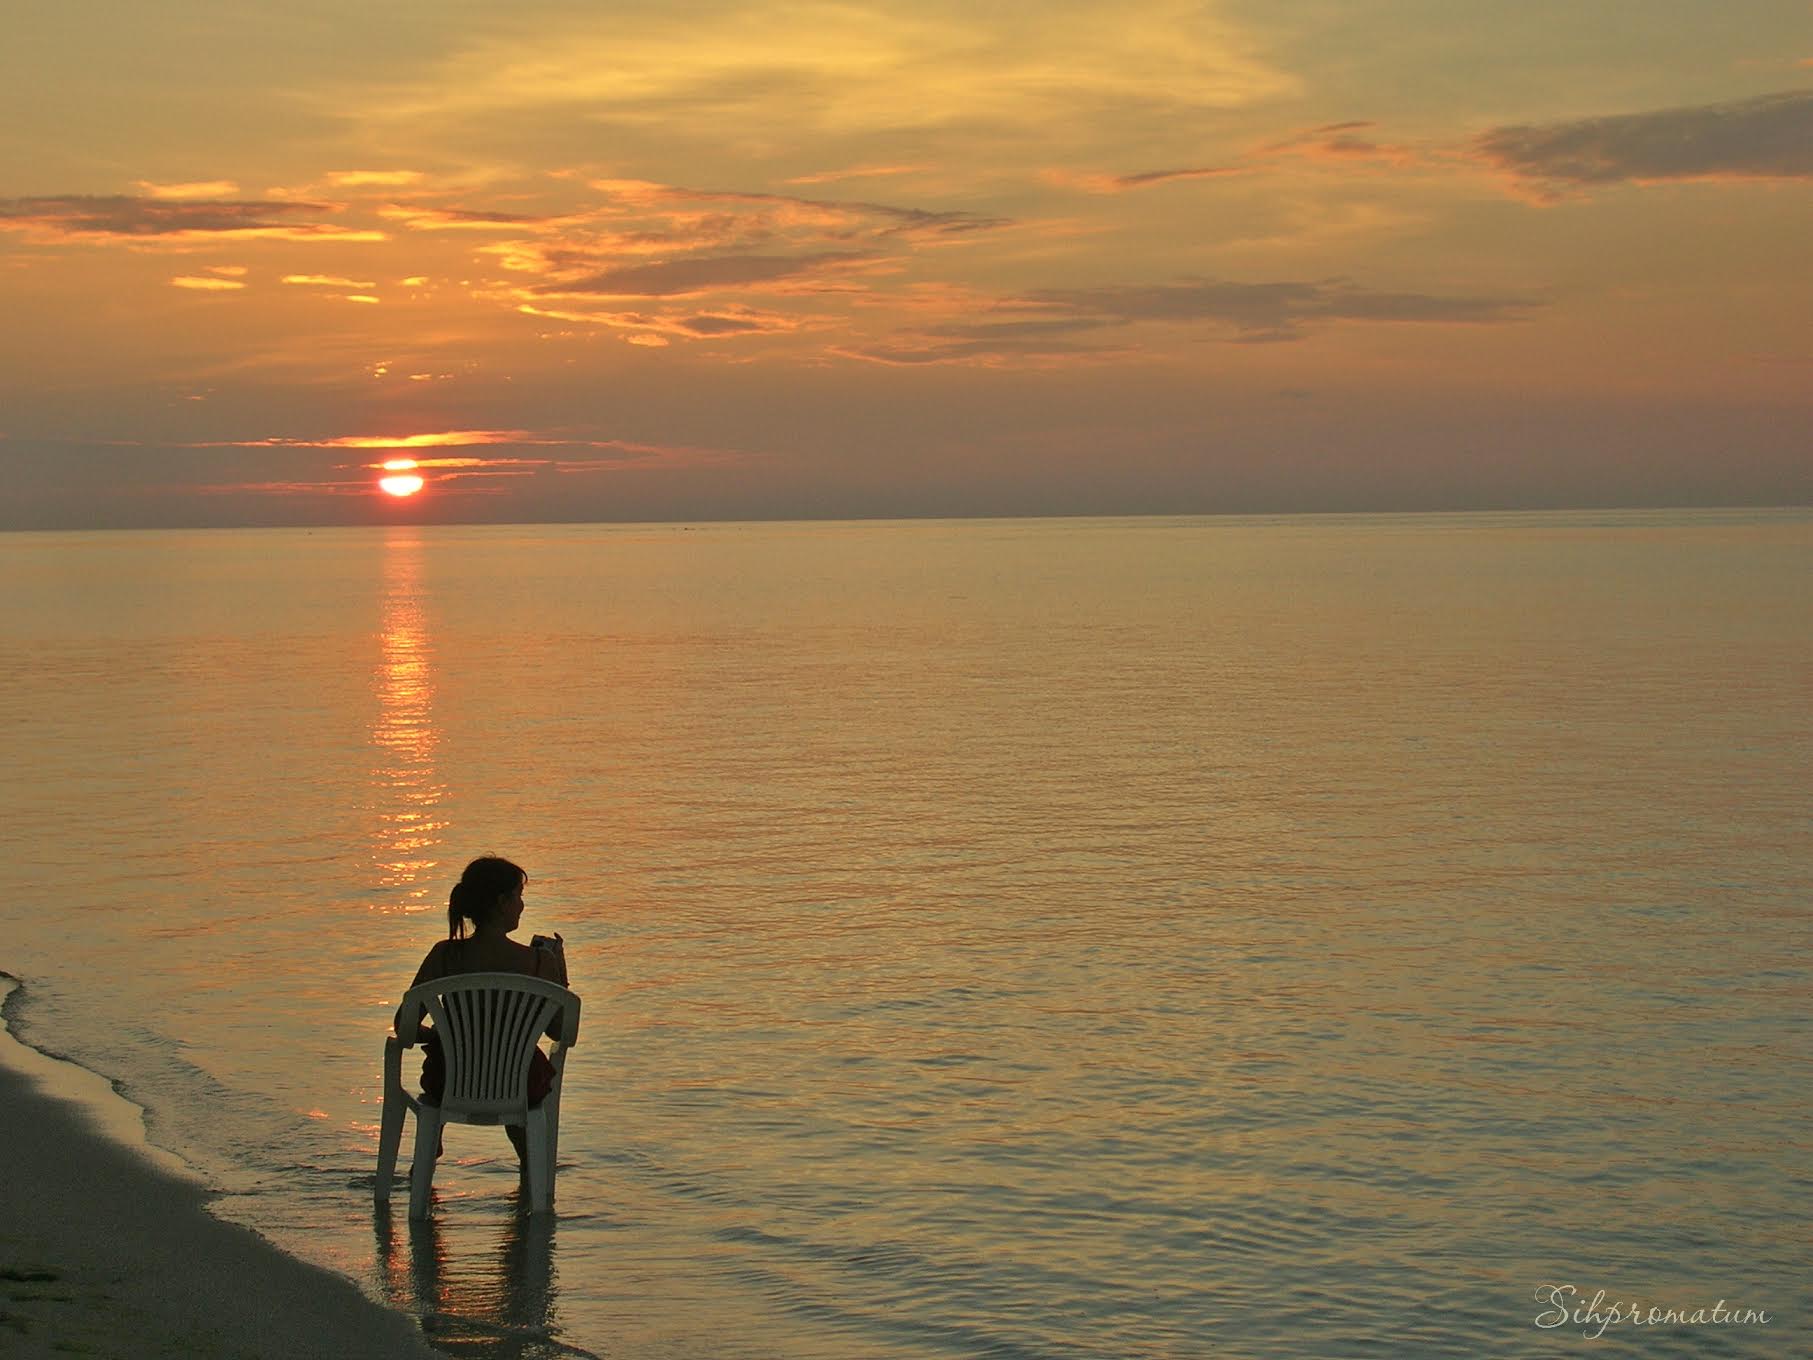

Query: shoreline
left=0, top=974, right=440, bottom=1359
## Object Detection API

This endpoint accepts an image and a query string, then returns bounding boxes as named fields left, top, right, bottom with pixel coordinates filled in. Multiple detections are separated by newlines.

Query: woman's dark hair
left=448, top=856, right=528, bottom=939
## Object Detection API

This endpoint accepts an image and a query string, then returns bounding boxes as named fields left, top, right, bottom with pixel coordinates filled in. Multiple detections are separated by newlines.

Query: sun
left=378, top=458, right=425, bottom=498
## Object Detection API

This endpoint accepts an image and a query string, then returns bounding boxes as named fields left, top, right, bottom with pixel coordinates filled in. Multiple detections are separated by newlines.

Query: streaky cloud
left=1475, top=89, right=1813, bottom=186
left=1045, top=165, right=1247, bottom=194
left=1025, top=278, right=1536, bottom=339
left=327, top=170, right=427, bottom=187
left=538, top=250, right=873, bottom=297
left=784, top=164, right=928, bottom=186
left=0, top=194, right=384, bottom=242
left=379, top=204, right=559, bottom=231
left=138, top=180, right=241, bottom=200
left=517, top=301, right=802, bottom=339
left=177, top=430, right=735, bottom=465
left=592, top=178, right=1011, bottom=238
left=835, top=334, right=1110, bottom=367
left=1257, top=121, right=1420, bottom=167
left=282, top=274, right=376, bottom=289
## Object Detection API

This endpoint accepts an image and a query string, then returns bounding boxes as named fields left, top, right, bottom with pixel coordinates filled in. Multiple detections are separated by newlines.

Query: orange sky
left=1, top=1, right=1808, bottom=526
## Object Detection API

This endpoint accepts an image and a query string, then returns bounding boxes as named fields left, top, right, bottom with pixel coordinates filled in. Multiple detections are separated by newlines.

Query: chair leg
left=409, top=1108, right=442, bottom=1220
left=375, top=1094, right=405, bottom=1206
left=543, top=1090, right=561, bottom=1204
left=525, top=1107, right=551, bottom=1213
left=376, top=1038, right=406, bottom=1207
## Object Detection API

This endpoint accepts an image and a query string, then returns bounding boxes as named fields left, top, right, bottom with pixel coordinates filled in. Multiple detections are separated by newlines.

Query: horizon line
left=2, top=502, right=1807, bottom=536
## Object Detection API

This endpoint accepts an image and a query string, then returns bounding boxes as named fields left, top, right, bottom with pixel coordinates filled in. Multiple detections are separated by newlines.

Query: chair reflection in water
left=376, top=973, right=581, bottom=1218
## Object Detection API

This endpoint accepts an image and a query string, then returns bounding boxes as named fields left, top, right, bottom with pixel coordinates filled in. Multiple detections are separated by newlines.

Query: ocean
left=1, top=510, right=1806, bottom=1359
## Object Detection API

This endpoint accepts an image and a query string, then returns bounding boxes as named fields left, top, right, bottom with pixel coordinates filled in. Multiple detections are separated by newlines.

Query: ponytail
left=447, top=855, right=528, bottom=939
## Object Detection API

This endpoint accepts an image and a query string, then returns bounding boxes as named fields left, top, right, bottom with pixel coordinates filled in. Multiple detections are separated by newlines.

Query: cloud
left=589, top=178, right=1010, bottom=239
left=171, top=275, right=246, bottom=291
left=116, top=427, right=743, bottom=498
left=1045, top=119, right=1432, bottom=196
left=365, top=3, right=1297, bottom=139
left=835, top=334, right=1110, bottom=367
left=655, top=184, right=1009, bottom=238
left=1022, top=277, right=1536, bottom=340
left=326, top=170, right=426, bottom=188
left=193, top=429, right=729, bottom=464
left=1258, top=121, right=1420, bottom=167
left=471, top=178, right=1009, bottom=342
left=459, top=175, right=1013, bottom=348
left=197, top=480, right=376, bottom=498
left=830, top=272, right=1532, bottom=366
left=0, top=195, right=385, bottom=243
left=677, top=312, right=789, bottom=335
left=244, top=430, right=543, bottom=450
left=537, top=250, right=874, bottom=297
left=282, top=274, right=376, bottom=288
left=517, top=300, right=804, bottom=340
left=379, top=204, right=559, bottom=231
left=784, top=164, right=928, bottom=186
left=1474, top=89, right=1813, bottom=187
left=138, top=180, right=242, bottom=200
left=831, top=310, right=1130, bottom=366
left=925, top=317, right=1117, bottom=341
left=1044, top=165, right=1247, bottom=194
left=361, top=456, right=536, bottom=469
left=1051, top=93, right=1812, bottom=205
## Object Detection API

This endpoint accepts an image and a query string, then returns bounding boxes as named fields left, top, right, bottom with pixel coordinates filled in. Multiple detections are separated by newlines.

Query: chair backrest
left=398, top=973, right=581, bottom=1116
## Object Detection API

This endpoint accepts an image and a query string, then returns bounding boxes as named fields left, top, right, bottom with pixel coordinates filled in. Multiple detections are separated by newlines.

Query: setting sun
left=378, top=456, right=424, bottom=497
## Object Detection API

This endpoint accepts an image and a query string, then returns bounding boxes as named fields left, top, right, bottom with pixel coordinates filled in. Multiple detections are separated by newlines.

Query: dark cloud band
left=1476, top=89, right=1813, bottom=185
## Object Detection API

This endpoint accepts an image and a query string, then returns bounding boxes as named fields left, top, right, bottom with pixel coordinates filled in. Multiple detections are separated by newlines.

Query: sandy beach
left=0, top=1008, right=438, bottom=1360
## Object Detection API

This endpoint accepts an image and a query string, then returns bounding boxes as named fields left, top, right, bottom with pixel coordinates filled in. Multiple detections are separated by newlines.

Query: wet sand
left=0, top=1017, right=438, bottom=1359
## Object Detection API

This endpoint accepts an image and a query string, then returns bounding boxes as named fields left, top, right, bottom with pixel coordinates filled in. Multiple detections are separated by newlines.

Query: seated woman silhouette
left=404, top=855, right=568, bottom=1166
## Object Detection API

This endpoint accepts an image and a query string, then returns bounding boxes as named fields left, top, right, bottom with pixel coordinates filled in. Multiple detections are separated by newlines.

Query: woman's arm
left=534, top=940, right=569, bottom=1038
left=531, top=936, right=568, bottom=987
left=394, top=940, right=449, bottom=1039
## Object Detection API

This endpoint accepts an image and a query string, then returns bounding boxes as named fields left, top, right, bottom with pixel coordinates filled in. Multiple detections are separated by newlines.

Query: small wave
left=420, top=1312, right=607, bottom=1359
left=0, top=972, right=202, bottom=1183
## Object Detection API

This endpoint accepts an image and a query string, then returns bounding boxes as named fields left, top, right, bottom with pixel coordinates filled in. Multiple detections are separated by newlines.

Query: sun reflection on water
left=371, top=530, right=448, bottom=902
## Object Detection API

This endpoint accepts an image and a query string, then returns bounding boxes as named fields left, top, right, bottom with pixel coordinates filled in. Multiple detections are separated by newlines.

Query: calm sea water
left=0, top=511, right=1806, bottom=1359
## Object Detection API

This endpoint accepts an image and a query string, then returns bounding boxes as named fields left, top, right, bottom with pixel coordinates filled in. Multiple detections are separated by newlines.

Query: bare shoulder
left=410, top=937, right=453, bottom=986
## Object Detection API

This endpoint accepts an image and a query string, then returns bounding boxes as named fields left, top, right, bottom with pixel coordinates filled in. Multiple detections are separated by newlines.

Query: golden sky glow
left=1, top=1, right=1807, bottom=526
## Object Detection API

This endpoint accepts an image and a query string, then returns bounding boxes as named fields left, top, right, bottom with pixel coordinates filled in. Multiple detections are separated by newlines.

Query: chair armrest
left=383, top=1033, right=424, bottom=1113
left=394, top=992, right=428, bottom=1043
left=552, top=993, right=581, bottom=1048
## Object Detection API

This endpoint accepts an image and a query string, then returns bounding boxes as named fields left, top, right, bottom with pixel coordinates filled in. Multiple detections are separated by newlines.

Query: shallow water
left=1, top=511, right=1807, bottom=1358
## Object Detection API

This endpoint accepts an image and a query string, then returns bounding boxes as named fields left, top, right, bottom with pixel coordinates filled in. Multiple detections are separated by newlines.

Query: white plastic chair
left=375, top=972, right=581, bottom=1218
